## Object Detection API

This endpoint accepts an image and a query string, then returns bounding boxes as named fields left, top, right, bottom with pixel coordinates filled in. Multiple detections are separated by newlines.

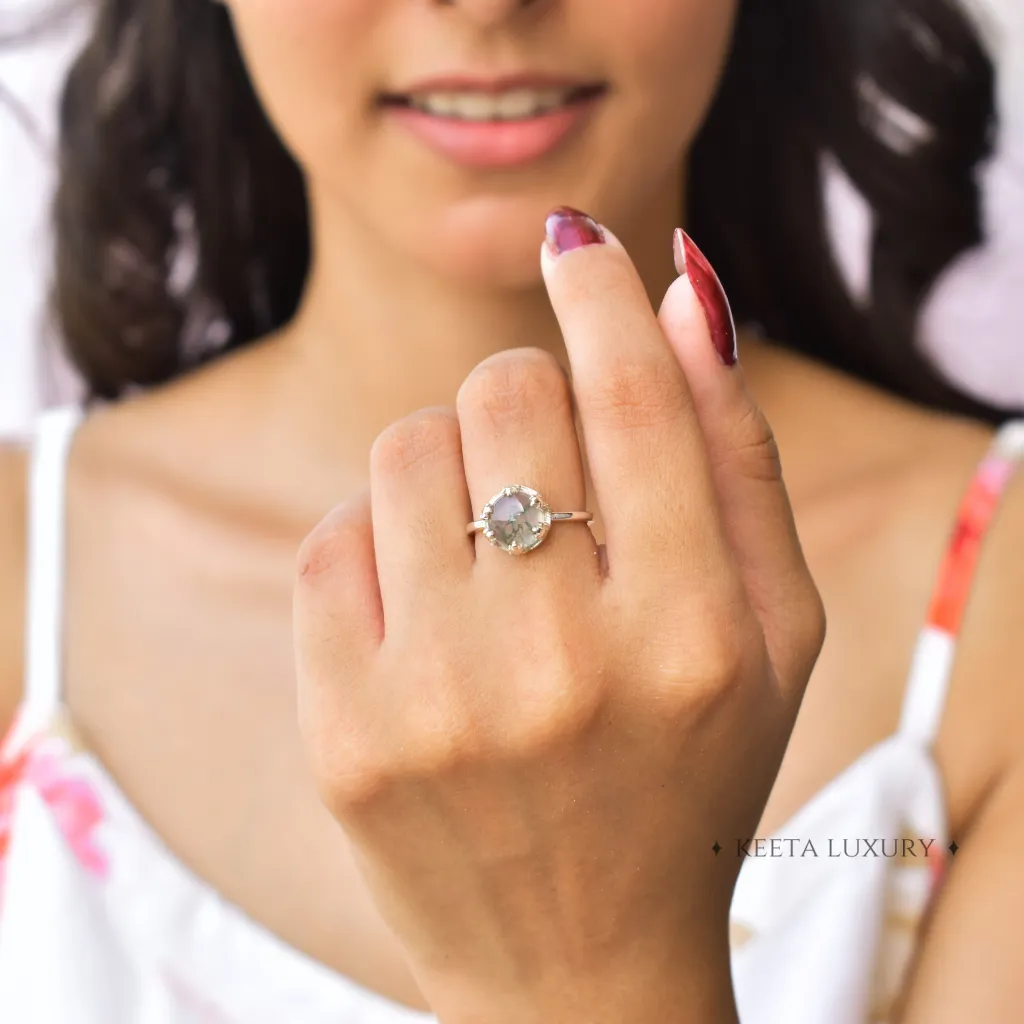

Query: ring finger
left=456, top=346, right=600, bottom=582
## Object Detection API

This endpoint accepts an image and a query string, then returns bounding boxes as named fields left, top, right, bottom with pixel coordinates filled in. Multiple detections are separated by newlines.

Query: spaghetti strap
left=898, top=418, right=1024, bottom=747
left=22, top=404, right=85, bottom=725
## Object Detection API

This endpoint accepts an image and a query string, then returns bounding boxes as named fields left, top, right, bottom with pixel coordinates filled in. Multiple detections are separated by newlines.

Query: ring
left=466, top=484, right=593, bottom=556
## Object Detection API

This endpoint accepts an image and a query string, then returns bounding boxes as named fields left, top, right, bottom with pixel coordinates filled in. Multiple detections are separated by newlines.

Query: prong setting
left=475, top=484, right=553, bottom=555
left=466, top=485, right=591, bottom=553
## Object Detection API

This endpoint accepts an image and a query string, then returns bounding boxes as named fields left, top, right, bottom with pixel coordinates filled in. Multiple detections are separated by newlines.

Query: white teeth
left=456, top=93, right=499, bottom=121
left=409, top=87, right=576, bottom=121
left=417, top=92, right=460, bottom=117
left=495, top=89, right=536, bottom=119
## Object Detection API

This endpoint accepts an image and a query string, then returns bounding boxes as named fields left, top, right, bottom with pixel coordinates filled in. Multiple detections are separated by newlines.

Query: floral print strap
left=926, top=420, right=1024, bottom=637
left=899, top=419, right=1024, bottom=748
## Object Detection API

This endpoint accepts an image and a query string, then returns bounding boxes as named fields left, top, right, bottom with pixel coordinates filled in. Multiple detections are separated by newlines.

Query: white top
left=1, top=404, right=1022, bottom=1023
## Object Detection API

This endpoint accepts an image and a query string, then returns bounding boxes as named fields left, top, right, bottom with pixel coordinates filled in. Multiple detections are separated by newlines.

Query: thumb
left=658, top=229, right=825, bottom=694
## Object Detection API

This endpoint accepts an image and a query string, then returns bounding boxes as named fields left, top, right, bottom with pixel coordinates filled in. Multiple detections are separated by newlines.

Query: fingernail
left=673, top=228, right=738, bottom=367
left=545, top=206, right=605, bottom=256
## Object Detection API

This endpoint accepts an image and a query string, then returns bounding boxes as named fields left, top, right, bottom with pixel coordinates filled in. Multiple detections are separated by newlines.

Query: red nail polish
left=545, top=206, right=605, bottom=255
left=673, top=228, right=738, bottom=366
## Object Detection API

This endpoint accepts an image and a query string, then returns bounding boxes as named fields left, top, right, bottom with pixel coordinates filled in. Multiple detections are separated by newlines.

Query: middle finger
left=539, top=208, right=727, bottom=585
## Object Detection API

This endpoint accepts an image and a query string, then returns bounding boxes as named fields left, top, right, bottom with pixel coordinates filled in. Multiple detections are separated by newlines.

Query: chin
left=416, top=193, right=594, bottom=289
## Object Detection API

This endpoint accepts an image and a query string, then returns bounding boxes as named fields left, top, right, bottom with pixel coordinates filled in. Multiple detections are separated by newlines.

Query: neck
left=261, top=165, right=685, bottom=464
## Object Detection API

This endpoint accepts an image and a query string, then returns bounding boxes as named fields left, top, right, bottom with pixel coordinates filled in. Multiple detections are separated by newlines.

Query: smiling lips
left=378, top=76, right=608, bottom=169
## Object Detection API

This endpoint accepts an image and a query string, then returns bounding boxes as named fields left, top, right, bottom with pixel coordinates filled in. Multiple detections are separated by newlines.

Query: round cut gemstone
left=486, top=487, right=551, bottom=553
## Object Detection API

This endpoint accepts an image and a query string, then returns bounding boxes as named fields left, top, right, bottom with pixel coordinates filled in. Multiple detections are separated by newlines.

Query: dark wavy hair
left=40, top=0, right=1007, bottom=421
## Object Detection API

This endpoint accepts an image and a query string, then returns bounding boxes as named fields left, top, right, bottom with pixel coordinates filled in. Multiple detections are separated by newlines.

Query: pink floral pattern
left=0, top=719, right=108, bottom=903
left=926, top=454, right=1017, bottom=635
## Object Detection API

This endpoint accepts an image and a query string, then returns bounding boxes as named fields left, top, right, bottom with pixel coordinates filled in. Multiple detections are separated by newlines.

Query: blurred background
left=0, top=0, right=88, bottom=437
left=2, top=0, right=1021, bottom=438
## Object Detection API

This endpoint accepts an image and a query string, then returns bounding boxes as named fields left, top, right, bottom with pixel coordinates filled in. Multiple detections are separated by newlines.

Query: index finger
left=540, top=207, right=730, bottom=588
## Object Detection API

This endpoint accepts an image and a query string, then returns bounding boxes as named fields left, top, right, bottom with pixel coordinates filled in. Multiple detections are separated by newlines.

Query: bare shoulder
left=891, top=420, right=1024, bottom=1020
left=0, top=442, right=29, bottom=736
left=942, top=423, right=1024, bottom=786
left=904, top=415, right=1024, bottom=838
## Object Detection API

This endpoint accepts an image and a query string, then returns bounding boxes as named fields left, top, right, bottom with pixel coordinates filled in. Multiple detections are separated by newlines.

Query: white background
left=0, top=3, right=87, bottom=440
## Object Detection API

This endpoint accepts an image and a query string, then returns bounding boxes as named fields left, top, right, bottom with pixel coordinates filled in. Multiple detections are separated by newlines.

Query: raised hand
left=293, top=208, right=826, bottom=1024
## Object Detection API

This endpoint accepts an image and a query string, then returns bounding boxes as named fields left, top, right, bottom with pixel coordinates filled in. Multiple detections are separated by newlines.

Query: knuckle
left=411, top=717, right=483, bottom=778
left=724, top=404, right=782, bottom=483
left=692, top=626, right=748, bottom=692
left=648, top=600, right=752, bottom=710
left=370, top=407, right=460, bottom=476
left=327, top=719, right=481, bottom=809
left=304, top=724, right=391, bottom=816
left=321, top=755, right=392, bottom=817
left=505, top=663, right=605, bottom=756
left=797, top=581, right=828, bottom=661
left=585, top=358, right=685, bottom=431
left=681, top=641, right=748, bottom=718
left=458, top=348, right=571, bottom=428
left=771, top=574, right=828, bottom=683
left=296, top=498, right=370, bottom=582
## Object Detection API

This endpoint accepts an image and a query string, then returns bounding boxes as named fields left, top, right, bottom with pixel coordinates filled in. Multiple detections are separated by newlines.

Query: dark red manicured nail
left=545, top=206, right=605, bottom=255
left=673, top=228, right=738, bottom=367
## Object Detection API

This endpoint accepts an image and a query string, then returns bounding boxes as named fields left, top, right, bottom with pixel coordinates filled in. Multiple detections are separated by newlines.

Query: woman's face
left=224, top=0, right=739, bottom=286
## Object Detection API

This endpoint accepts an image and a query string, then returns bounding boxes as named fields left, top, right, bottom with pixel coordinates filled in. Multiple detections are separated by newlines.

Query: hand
left=293, top=210, right=826, bottom=1024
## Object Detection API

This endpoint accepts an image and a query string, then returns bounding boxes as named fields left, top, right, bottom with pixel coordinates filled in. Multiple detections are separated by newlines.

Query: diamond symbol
left=712, top=842, right=722, bottom=855
left=949, top=841, right=959, bottom=856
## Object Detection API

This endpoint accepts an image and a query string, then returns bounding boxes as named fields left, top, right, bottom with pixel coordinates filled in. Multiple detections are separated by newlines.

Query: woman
left=1, top=0, right=1022, bottom=1020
